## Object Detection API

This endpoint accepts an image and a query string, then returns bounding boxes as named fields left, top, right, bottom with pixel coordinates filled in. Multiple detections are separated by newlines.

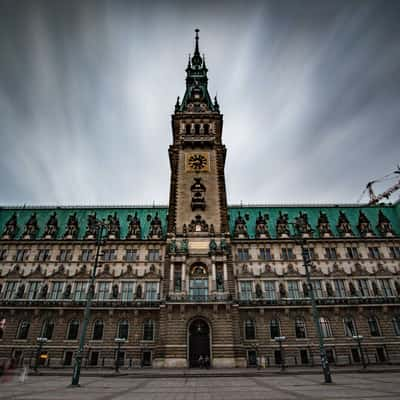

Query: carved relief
left=191, top=178, right=206, bottom=211
left=188, top=215, right=208, bottom=233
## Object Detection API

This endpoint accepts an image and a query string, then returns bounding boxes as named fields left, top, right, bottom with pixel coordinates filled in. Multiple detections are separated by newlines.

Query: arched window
left=143, top=319, right=154, bottom=341
left=343, top=317, right=357, bottom=337
left=67, top=320, right=80, bottom=340
left=392, top=316, right=400, bottom=336
left=368, top=316, right=381, bottom=337
left=92, top=320, right=104, bottom=340
left=244, top=319, right=256, bottom=340
left=194, top=124, right=200, bottom=135
left=41, top=320, right=54, bottom=340
left=270, top=319, right=281, bottom=339
left=203, top=124, right=209, bottom=135
left=319, top=317, right=332, bottom=338
left=185, top=124, right=191, bottom=135
left=16, top=320, right=30, bottom=339
left=295, top=318, right=307, bottom=338
left=117, top=320, right=129, bottom=340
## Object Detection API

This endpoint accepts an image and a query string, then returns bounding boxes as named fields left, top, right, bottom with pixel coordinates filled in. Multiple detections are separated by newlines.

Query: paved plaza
left=1, top=371, right=400, bottom=400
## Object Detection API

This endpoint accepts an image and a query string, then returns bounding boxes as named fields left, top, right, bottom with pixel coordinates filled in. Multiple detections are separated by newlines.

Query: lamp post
left=71, top=220, right=106, bottom=387
left=114, top=338, right=126, bottom=373
left=274, top=336, right=286, bottom=371
left=34, top=337, right=48, bottom=373
left=353, top=335, right=367, bottom=369
left=292, top=221, right=332, bottom=384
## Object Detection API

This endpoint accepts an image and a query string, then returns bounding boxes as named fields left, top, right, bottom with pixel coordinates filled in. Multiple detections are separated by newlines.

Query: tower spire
left=191, top=29, right=202, bottom=67
left=194, top=28, right=200, bottom=56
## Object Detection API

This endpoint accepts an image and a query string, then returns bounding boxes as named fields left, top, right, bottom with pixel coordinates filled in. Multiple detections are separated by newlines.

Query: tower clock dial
left=186, top=153, right=209, bottom=172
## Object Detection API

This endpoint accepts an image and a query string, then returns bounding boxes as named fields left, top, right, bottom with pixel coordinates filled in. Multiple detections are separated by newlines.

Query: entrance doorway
left=188, top=319, right=210, bottom=368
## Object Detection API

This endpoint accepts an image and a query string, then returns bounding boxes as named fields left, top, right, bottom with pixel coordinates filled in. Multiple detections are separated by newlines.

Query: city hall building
left=0, top=32, right=400, bottom=369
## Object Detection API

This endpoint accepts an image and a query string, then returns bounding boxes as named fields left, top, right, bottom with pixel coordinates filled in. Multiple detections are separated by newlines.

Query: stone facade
left=0, top=31, right=400, bottom=369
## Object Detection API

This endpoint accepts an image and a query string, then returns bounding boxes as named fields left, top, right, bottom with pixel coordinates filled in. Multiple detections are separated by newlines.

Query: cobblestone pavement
left=0, top=372, right=400, bottom=400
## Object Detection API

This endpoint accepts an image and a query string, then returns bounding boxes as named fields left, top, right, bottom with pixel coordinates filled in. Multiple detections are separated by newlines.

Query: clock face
left=186, top=153, right=209, bottom=171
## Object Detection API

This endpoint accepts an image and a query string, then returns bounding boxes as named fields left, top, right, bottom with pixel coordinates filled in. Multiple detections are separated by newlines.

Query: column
left=169, top=263, right=174, bottom=293
left=211, top=262, right=216, bottom=292
left=223, top=262, right=228, bottom=292
left=182, top=262, right=186, bottom=294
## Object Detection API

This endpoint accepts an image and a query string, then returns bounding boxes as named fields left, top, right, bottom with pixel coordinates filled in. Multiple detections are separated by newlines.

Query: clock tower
left=168, top=29, right=228, bottom=237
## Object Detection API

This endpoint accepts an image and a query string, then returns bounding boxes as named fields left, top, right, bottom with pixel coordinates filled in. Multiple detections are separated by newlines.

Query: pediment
left=119, top=265, right=137, bottom=278
left=49, top=265, right=69, bottom=279
left=3, top=265, right=23, bottom=278
left=26, top=264, right=47, bottom=278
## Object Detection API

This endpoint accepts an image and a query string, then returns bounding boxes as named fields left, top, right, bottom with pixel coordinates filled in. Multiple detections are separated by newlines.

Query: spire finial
left=194, top=28, right=200, bottom=55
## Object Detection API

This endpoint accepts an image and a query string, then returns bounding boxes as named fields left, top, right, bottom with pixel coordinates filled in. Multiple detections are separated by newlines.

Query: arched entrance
left=188, top=318, right=211, bottom=368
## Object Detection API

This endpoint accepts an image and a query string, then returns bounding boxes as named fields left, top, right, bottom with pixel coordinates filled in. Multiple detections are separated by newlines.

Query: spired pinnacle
left=192, top=28, right=202, bottom=67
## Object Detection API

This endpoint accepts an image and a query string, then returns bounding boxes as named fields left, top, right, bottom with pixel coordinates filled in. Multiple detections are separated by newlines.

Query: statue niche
left=127, top=212, right=141, bottom=239
left=276, top=211, right=290, bottom=237
left=233, top=212, right=248, bottom=238
left=107, top=212, right=120, bottom=239
left=22, top=213, right=39, bottom=239
left=64, top=212, right=79, bottom=239
left=43, top=212, right=58, bottom=239
left=336, top=211, right=353, bottom=236
left=188, top=215, right=208, bottom=233
left=2, top=212, right=18, bottom=239
left=317, top=211, right=332, bottom=237
left=376, top=210, right=393, bottom=236
left=255, top=212, right=269, bottom=238
left=357, top=211, right=374, bottom=237
left=191, top=178, right=206, bottom=211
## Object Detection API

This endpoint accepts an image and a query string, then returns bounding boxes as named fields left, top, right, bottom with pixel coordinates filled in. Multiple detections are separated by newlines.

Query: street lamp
left=71, top=220, right=106, bottom=387
left=114, top=338, right=126, bottom=373
left=291, top=221, right=333, bottom=384
left=353, top=335, right=367, bottom=369
left=34, top=337, right=48, bottom=373
left=274, top=336, right=286, bottom=371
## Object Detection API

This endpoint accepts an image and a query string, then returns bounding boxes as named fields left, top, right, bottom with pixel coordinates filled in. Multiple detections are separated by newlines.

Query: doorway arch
left=188, top=318, right=211, bottom=368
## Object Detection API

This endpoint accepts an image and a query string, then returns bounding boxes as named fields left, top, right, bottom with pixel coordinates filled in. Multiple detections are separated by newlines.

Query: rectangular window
left=325, top=248, right=337, bottom=260
left=334, top=280, right=346, bottom=297
left=37, top=249, right=51, bottom=262
left=240, top=281, right=253, bottom=300
left=143, top=320, right=155, bottom=341
left=264, top=281, right=276, bottom=300
left=189, top=279, right=208, bottom=299
left=358, top=279, right=370, bottom=297
left=259, top=248, right=272, bottom=261
left=312, top=280, right=323, bottom=298
left=389, top=247, right=400, bottom=259
left=59, top=249, right=72, bottom=262
left=238, top=248, right=250, bottom=261
left=368, top=247, right=381, bottom=259
left=145, top=282, right=158, bottom=301
left=174, top=268, right=182, bottom=292
left=15, top=249, right=28, bottom=262
left=27, top=281, right=41, bottom=300
left=97, top=282, right=110, bottom=300
left=50, top=281, right=64, bottom=300
left=379, top=279, right=393, bottom=297
left=148, top=249, right=160, bottom=262
left=368, top=318, right=381, bottom=337
left=102, top=249, right=116, bottom=262
left=81, top=249, right=92, bottom=262
left=281, top=248, right=294, bottom=260
left=347, top=247, right=359, bottom=259
left=287, top=280, right=301, bottom=299
left=125, top=249, right=138, bottom=262
left=74, top=281, right=87, bottom=301
left=0, top=249, right=7, bottom=261
left=121, top=282, right=135, bottom=301
left=344, top=318, right=357, bottom=336
left=244, top=320, right=256, bottom=340
left=4, top=281, right=18, bottom=299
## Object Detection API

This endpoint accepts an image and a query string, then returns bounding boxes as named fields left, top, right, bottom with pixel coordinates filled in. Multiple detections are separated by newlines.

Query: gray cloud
left=0, top=0, right=399, bottom=206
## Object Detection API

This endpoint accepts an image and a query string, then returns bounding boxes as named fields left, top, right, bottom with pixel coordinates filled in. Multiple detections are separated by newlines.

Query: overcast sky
left=0, top=0, right=399, bottom=206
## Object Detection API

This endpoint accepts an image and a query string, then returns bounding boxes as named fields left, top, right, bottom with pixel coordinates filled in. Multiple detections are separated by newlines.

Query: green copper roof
left=0, top=203, right=398, bottom=240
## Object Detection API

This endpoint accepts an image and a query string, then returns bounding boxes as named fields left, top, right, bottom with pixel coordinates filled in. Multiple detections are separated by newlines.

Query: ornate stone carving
left=336, top=211, right=353, bottom=236
left=169, top=239, right=177, bottom=254
left=294, top=212, right=313, bottom=236
left=107, top=212, right=120, bottom=239
left=191, top=178, right=206, bottom=211
left=2, top=212, right=18, bottom=239
left=127, top=212, right=141, bottom=239
left=279, top=283, right=287, bottom=298
left=188, top=215, right=208, bottom=232
left=148, top=212, right=162, bottom=239
left=357, top=211, right=374, bottom=237
left=376, top=210, right=393, bottom=236
left=209, top=239, right=217, bottom=252
left=233, top=212, right=248, bottom=238
left=276, top=211, right=290, bottom=237
left=255, top=283, right=263, bottom=298
left=85, top=213, right=98, bottom=239
left=326, top=282, right=334, bottom=297
left=255, top=212, right=269, bottom=238
left=64, top=213, right=79, bottom=239
left=317, top=211, right=332, bottom=236
left=43, top=212, right=58, bottom=239
left=22, top=213, right=39, bottom=239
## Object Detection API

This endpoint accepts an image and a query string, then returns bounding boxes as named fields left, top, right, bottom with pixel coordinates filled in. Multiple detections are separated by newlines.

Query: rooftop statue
left=64, top=212, right=79, bottom=239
